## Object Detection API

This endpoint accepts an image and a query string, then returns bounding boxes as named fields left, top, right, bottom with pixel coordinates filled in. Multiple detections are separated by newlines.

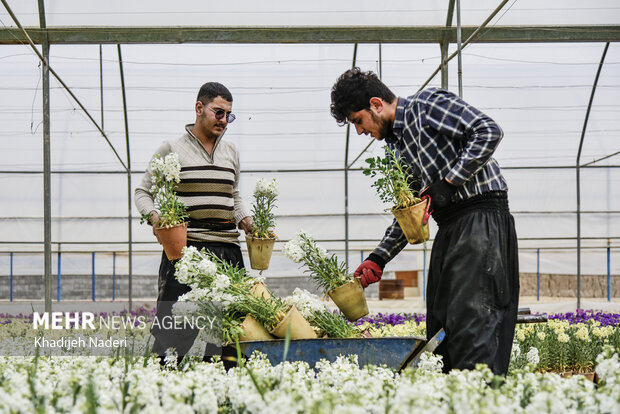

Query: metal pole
left=607, top=245, right=611, bottom=302
left=536, top=248, right=540, bottom=301
left=576, top=42, right=609, bottom=309
left=423, top=247, right=427, bottom=302
left=112, top=251, right=116, bottom=301
left=57, top=251, right=61, bottom=301
left=347, top=0, right=509, bottom=173
left=378, top=43, right=382, bottom=79
left=441, top=0, right=456, bottom=89
left=418, top=0, right=510, bottom=92
left=344, top=43, right=358, bottom=268
left=9, top=252, right=13, bottom=302
left=36, top=0, right=52, bottom=313
left=456, top=0, right=463, bottom=97
left=100, top=44, right=104, bottom=130
left=117, top=44, right=133, bottom=310
left=92, top=252, right=96, bottom=301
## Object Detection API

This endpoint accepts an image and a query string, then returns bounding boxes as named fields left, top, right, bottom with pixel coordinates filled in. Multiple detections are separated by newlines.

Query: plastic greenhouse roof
left=0, top=0, right=618, bottom=280
left=1, top=0, right=620, bottom=27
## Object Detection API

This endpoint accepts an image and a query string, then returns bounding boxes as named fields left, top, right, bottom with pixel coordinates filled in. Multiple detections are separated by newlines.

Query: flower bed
left=0, top=348, right=618, bottom=412
left=1, top=309, right=619, bottom=411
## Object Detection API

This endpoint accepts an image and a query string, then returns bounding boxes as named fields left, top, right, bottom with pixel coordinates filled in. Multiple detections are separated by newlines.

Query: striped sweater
left=135, top=124, right=250, bottom=244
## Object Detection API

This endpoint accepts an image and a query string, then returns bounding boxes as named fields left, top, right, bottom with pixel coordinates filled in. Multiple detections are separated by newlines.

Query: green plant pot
left=328, top=278, right=369, bottom=322
left=270, top=305, right=317, bottom=339
left=239, top=314, right=274, bottom=341
left=246, top=235, right=276, bottom=270
left=392, top=199, right=429, bottom=244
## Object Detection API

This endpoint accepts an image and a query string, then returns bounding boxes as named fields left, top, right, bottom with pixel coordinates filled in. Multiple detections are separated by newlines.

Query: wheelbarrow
left=238, top=308, right=547, bottom=371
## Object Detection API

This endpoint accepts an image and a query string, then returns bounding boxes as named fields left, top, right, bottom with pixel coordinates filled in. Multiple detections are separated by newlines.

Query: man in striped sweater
left=135, top=82, right=252, bottom=362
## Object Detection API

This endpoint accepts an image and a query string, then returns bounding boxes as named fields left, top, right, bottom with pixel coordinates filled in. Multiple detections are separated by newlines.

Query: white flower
left=198, top=259, right=218, bottom=277
left=316, top=245, right=329, bottom=260
left=164, top=348, right=178, bottom=369
left=526, top=347, right=540, bottom=366
left=254, top=177, right=279, bottom=197
left=416, top=352, right=444, bottom=373
left=511, top=343, right=521, bottom=360
left=172, top=300, right=200, bottom=317
left=284, top=288, right=327, bottom=318
left=213, top=273, right=231, bottom=291
left=162, top=153, right=181, bottom=182
left=283, top=239, right=305, bottom=263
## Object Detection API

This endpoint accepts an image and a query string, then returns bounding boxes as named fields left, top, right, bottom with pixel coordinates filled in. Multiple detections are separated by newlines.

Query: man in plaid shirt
left=330, top=67, right=519, bottom=375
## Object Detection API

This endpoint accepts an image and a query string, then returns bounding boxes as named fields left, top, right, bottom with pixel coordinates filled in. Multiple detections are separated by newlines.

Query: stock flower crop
left=250, top=178, right=278, bottom=238
left=144, top=152, right=188, bottom=227
left=283, top=230, right=352, bottom=293
left=0, top=347, right=618, bottom=412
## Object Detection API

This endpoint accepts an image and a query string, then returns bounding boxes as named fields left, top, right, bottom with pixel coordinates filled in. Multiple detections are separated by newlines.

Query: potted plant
left=141, top=152, right=189, bottom=260
left=232, top=295, right=316, bottom=340
left=246, top=178, right=279, bottom=270
left=363, top=147, right=429, bottom=244
left=283, top=231, right=368, bottom=322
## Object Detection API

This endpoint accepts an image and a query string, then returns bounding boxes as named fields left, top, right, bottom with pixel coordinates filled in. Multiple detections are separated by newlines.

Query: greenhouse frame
left=0, top=0, right=618, bottom=312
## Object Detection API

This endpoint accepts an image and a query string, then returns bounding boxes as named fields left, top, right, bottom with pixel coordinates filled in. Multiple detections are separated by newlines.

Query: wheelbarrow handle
left=397, top=328, right=445, bottom=373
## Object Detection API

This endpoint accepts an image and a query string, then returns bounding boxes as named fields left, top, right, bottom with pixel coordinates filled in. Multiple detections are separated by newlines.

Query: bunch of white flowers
left=250, top=177, right=279, bottom=238
left=174, top=246, right=218, bottom=289
left=254, top=177, right=279, bottom=198
left=145, top=152, right=188, bottom=227
left=283, top=230, right=351, bottom=293
left=284, top=288, right=327, bottom=319
left=526, top=347, right=540, bottom=366
left=152, top=152, right=181, bottom=183
left=282, top=235, right=305, bottom=263
left=416, top=352, right=444, bottom=373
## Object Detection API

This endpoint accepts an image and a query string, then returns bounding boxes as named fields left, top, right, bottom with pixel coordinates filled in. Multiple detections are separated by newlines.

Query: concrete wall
left=520, top=273, right=619, bottom=298
left=2, top=272, right=616, bottom=301
left=0, top=273, right=380, bottom=301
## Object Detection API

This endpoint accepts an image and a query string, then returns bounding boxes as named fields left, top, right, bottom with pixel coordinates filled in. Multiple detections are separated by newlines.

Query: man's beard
left=371, top=111, right=393, bottom=139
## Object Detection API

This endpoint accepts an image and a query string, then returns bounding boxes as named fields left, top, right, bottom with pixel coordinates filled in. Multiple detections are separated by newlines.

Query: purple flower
left=548, top=309, right=620, bottom=327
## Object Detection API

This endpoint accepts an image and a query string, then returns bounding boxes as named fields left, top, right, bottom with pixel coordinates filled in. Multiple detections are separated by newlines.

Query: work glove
left=354, top=255, right=385, bottom=288
left=420, top=179, right=457, bottom=214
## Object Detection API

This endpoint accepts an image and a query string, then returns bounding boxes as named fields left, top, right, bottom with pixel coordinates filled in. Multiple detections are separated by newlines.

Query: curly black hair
left=330, top=67, right=396, bottom=125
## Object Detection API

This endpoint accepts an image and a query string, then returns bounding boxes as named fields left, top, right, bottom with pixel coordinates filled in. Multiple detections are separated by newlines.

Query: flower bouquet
left=284, top=231, right=368, bottom=321
left=173, top=246, right=271, bottom=344
left=141, top=152, right=189, bottom=260
left=246, top=178, right=279, bottom=270
left=285, top=288, right=360, bottom=338
left=364, top=147, right=429, bottom=244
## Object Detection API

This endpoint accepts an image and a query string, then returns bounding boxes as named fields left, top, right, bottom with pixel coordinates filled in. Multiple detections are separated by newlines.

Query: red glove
left=355, top=260, right=383, bottom=288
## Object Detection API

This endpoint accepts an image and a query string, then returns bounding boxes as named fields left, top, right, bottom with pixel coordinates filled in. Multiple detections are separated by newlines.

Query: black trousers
left=152, top=240, right=244, bottom=364
left=426, top=192, right=519, bottom=375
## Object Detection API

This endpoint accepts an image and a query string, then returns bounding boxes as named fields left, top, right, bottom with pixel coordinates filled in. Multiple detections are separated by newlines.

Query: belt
left=432, top=191, right=509, bottom=226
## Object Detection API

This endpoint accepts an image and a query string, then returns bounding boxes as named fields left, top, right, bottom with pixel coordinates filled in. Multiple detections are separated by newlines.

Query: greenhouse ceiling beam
left=1, top=164, right=620, bottom=175
left=0, top=25, right=619, bottom=44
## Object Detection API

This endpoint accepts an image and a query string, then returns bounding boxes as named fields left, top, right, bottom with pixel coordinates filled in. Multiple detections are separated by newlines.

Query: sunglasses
left=206, top=105, right=236, bottom=124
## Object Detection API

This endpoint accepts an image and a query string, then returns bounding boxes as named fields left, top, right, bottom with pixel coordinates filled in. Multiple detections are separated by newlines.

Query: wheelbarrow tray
left=239, top=335, right=427, bottom=369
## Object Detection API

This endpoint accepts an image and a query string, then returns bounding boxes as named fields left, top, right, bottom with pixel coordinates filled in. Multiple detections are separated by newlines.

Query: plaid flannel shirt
left=372, top=88, right=508, bottom=265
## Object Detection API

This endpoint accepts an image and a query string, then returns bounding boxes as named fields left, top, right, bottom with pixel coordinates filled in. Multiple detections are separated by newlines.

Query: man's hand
left=355, top=260, right=383, bottom=288
left=239, top=216, right=254, bottom=235
left=419, top=179, right=457, bottom=213
left=148, top=211, right=161, bottom=242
